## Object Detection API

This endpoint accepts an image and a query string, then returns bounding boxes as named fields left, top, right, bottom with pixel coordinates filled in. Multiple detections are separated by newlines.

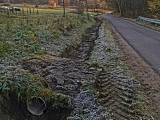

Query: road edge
left=104, top=18, right=160, bottom=118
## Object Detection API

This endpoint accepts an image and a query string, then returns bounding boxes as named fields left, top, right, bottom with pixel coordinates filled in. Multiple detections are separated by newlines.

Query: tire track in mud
left=98, top=71, right=142, bottom=119
left=89, top=21, right=148, bottom=120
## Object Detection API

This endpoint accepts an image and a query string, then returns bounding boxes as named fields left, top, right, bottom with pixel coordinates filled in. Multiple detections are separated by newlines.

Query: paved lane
left=102, top=14, right=160, bottom=74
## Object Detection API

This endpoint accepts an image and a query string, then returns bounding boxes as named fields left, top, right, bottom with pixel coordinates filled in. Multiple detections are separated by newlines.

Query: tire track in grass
left=99, top=71, right=140, bottom=119
left=88, top=21, right=149, bottom=119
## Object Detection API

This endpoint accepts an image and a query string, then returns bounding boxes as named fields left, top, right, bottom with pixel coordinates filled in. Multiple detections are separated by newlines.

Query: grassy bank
left=0, top=7, right=96, bottom=119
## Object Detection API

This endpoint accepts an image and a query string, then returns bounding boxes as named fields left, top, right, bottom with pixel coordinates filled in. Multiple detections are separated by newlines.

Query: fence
left=137, top=16, right=160, bottom=26
left=0, top=7, right=39, bottom=16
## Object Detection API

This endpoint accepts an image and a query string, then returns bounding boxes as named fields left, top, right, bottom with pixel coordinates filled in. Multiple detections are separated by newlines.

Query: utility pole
left=77, top=0, right=80, bottom=18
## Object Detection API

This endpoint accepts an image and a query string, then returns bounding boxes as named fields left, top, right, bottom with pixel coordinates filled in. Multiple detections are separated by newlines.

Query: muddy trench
left=1, top=18, right=106, bottom=120
left=61, top=18, right=101, bottom=62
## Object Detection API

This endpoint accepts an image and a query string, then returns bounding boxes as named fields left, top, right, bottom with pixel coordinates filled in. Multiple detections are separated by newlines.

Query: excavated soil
left=19, top=19, right=107, bottom=120
left=22, top=58, right=106, bottom=120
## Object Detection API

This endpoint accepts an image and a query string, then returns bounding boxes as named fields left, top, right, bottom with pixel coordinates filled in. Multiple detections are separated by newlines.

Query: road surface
left=102, top=14, right=160, bottom=74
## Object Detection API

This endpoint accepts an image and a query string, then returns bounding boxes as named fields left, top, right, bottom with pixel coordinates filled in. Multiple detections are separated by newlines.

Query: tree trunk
left=62, top=0, right=65, bottom=17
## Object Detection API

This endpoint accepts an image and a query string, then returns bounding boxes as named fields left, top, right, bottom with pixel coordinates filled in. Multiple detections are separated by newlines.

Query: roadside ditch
left=0, top=17, right=150, bottom=120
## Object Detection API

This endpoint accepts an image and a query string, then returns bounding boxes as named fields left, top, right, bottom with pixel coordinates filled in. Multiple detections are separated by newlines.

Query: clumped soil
left=22, top=58, right=106, bottom=120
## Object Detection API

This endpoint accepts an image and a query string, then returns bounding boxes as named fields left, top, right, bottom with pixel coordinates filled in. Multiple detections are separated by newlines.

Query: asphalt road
left=102, top=14, right=160, bottom=74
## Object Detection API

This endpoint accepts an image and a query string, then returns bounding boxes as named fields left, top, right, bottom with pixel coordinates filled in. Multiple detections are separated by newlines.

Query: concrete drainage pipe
left=27, top=97, right=47, bottom=116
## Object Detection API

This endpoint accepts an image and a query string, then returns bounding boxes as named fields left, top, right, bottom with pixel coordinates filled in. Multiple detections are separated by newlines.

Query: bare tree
left=107, top=0, right=149, bottom=18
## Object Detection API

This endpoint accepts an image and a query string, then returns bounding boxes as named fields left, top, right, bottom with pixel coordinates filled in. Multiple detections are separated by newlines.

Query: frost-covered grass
left=87, top=21, right=149, bottom=119
left=0, top=8, right=95, bottom=114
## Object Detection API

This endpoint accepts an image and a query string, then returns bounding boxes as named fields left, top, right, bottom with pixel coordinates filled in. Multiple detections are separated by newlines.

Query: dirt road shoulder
left=107, top=19, right=160, bottom=119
